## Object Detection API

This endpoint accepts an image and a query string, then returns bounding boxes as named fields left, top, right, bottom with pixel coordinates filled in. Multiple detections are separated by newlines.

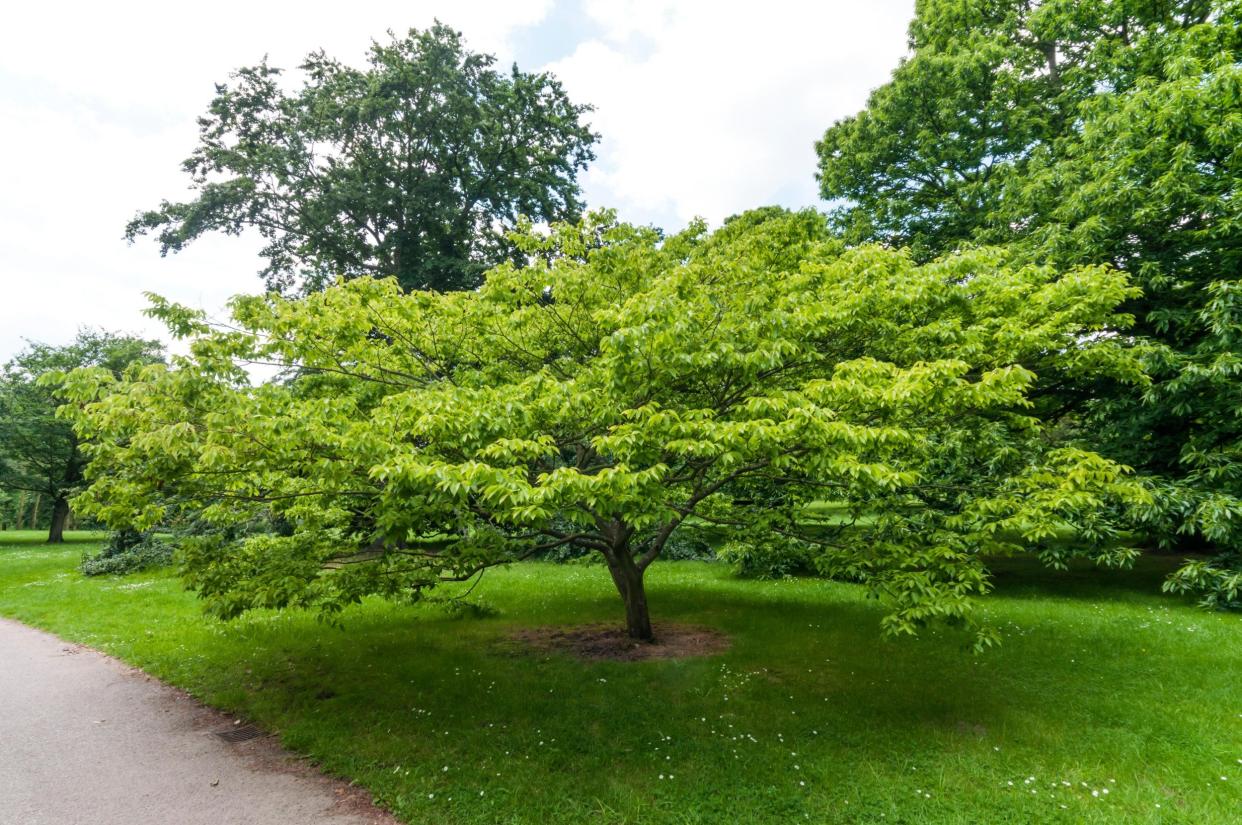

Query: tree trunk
left=47, top=497, right=69, bottom=544
left=605, top=553, right=654, bottom=642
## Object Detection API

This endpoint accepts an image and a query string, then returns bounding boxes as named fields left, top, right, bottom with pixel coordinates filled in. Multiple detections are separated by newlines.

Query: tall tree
left=126, top=23, right=598, bottom=294
left=64, top=212, right=1143, bottom=645
left=816, top=0, right=1220, bottom=260
left=816, top=0, right=1242, bottom=603
left=0, top=332, right=163, bottom=542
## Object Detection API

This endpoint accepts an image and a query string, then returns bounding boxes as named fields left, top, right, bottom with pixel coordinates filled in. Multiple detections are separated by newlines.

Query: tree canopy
left=126, top=23, right=598, bottom=294
left=817, top=0, right=1242, bottom=606
left=0, top=331, right=163, bottom=542
left=64, top=211, right=1146, bottom=644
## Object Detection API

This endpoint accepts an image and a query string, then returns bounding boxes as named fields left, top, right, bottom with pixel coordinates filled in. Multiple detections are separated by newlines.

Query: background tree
left=0, top=331, right=164, bottom=542
left=64, top=212, right=1144, bottom=644
left=815, top=0, right=1221, bottom=260
left=816, top=0, right=1242, bottom=603
left=126, top=23, right=598, bottom=294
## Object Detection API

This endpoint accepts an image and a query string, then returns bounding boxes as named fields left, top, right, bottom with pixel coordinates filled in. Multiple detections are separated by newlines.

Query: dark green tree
left=816, top=0, right=1242, bottom=604
left=0, top=331, right=163, bottom=542
left=126, top=23, right=598, bottom=294
left=816, top=0, right=1221, bottom=261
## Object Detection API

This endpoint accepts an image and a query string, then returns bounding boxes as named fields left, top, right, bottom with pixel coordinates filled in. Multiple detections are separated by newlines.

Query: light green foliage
left=65, top=211, right=1145, bottom=642
left=125, top=23, right=597, bottom=294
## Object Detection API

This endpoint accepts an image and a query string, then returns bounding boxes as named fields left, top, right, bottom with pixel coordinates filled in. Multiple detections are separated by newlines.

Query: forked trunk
left=606, top=553, right=654, bottom=642
left=47, top=497, right=69, bottom=544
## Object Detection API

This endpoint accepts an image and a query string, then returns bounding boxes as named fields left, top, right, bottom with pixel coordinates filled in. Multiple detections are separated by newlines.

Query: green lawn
left=1, top=531, right=1239, bottom=824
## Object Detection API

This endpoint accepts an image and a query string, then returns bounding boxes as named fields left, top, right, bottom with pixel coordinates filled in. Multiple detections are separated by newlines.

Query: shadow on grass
left=984, top=552, right=1193, bottom=603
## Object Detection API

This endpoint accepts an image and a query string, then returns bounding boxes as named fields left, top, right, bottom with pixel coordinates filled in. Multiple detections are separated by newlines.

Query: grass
left=1, top=530, right=1239, bottom=824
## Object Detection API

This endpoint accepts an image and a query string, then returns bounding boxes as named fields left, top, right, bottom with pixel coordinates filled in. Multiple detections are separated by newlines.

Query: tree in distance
left=126, top=23, right=598, bottom=295
left=0, top=331, right=163, bottom=542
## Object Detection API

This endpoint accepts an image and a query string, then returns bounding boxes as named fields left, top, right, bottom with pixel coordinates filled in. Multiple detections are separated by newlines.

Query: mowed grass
left=1, top=531, right=1239, bottom=824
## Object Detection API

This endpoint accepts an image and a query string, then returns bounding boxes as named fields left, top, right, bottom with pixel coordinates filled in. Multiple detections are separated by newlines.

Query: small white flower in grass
left=479, top=790, right=484, bottom=797
left=427, top=793, right=434, bottom=799
left=1091, top=790, right=1099, bottom=798
left=1102, top=788, right=1109, bottom=795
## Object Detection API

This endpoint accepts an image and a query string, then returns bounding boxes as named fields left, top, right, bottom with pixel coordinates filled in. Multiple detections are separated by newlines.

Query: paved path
left=0, top=617, right=397, bottom=825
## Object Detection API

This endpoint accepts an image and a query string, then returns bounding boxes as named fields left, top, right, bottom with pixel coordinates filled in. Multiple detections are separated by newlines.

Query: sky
left=0, top=0, right=913, bottom=361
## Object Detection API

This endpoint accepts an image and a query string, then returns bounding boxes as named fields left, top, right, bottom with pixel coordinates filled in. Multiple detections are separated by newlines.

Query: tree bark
left=47, top=497, right=69, bottom=544
left=605, top=552, right=654, bottom=642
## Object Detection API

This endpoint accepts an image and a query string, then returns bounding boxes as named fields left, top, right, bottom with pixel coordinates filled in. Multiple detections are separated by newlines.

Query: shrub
left=80, top=529, right=173, bottom=576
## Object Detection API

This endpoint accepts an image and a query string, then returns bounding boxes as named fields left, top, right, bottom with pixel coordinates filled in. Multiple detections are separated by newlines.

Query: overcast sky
left=0, top=0, right=912, bottom=361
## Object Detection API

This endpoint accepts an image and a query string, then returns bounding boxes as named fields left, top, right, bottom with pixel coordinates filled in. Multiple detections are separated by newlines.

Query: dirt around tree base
left=506, top=622, right=731, bottom=662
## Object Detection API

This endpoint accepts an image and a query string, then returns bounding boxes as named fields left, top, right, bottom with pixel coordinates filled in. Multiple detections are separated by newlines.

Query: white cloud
left=0, top=0, right=912, bottom=361
left=554, top=0, right=912, bottom=227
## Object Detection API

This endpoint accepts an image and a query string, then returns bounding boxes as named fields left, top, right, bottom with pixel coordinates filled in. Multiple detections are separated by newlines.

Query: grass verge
left=1, top=530, right=1239, bottom=824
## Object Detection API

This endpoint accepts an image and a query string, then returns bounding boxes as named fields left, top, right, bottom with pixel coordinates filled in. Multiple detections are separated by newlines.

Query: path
left=0, top=617, right=397, bottom=825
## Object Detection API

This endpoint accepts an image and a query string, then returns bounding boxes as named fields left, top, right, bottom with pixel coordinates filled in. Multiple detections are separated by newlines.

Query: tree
left=816, top=0, right=1220, bottom=260
left=816, top=0, right=1242, bottom=603
left=0, top=332, right=163, bottom=542
left=64, top=212, right=1145, bottom=644
left=126, top=23, right=598, bottom=294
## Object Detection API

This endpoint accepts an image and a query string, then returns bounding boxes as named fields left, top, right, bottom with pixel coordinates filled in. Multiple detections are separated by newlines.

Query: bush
left=718, top=537, right=814, bottom=579
left=660, top=528, right=716, bottom=561
left=80, top=529, right=174, bottom=576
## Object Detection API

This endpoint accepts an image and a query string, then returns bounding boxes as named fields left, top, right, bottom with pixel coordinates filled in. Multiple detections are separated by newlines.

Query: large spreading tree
left=0, top=331, right=163, bottom=542
left=64, top=212, right=1145, bottom=644
left=817, top=0, right=1242, bottom=605
left=126, top=23, right=598, bottom=294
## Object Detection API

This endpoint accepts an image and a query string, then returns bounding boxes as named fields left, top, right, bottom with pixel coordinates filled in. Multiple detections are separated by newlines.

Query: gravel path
left=0, top=617, right=398, bottom=825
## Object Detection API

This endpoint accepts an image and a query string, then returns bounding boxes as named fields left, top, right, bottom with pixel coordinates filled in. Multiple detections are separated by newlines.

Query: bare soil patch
left=507, top=622, right=730, bottom=662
